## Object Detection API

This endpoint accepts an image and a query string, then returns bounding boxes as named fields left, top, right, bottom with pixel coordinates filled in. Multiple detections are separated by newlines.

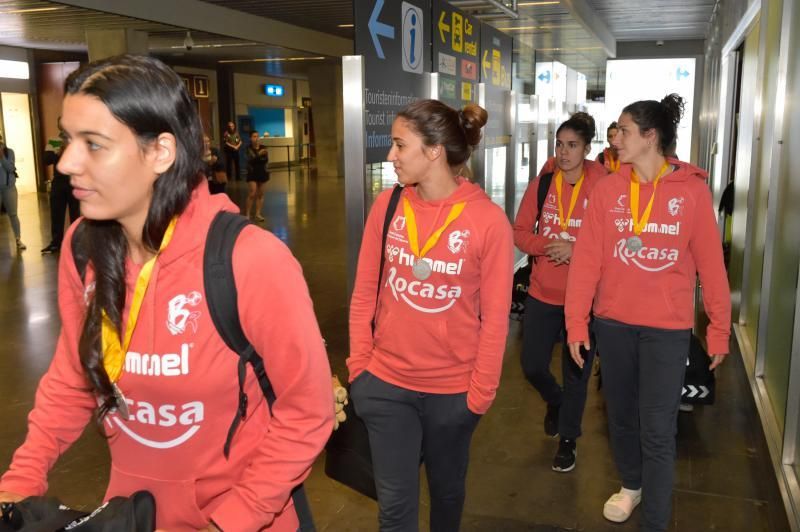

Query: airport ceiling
left=0, top=0, right=716, bottom=87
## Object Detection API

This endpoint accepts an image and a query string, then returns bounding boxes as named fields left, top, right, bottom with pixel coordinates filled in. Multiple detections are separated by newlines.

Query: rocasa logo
left=125, top=343, right=191, bottom=377
left=540, top=226, right=575, bottom=242
left=613, top=239, right=679, bottom=272
left=385, top=267, right=461, bottom=313
left=111, top=399, right=204, bottom=449
left=397, top=247, right=464, bottom=275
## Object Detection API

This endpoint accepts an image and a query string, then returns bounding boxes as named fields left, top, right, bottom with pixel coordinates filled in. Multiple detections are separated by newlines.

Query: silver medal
left=626, top=235, right=643, bottom=252
left=112, top=383, right=130, bottom=418
left=412, top=260, right=432, bottom=281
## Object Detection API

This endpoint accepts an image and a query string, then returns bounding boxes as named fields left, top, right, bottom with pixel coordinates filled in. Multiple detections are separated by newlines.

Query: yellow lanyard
left=630, top=162, right=670, bottom=236
left=554, top=170, right=584, bottom=232
left=606, top=150, right=620, bottom=172
left=102, top=217, right=179, bottom=383
left=402, top=197, right=466, bottom=259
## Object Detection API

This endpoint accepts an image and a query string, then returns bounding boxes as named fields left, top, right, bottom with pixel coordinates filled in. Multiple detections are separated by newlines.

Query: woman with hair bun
left=565, top=94, right=730, bottom=530
left=348, top=99, right=513, bottom=531
left=512, top=111, right=607, bottom=473
left=0, top=55, right=334, bottom=531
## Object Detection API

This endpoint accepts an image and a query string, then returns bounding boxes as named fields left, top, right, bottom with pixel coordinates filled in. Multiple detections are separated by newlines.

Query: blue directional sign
left=368, top=0, right=394, bottom=59
left=538, top=70, right=551, bottom=83
left=676, top=67, right=690, bottom=80
left=355, top=0, right=431, bottom=163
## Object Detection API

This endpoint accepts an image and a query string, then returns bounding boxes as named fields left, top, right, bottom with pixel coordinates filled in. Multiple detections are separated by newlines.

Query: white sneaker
left=679, top=403, right=695, bottom=413
left=603, top=488, right=641, bottom=523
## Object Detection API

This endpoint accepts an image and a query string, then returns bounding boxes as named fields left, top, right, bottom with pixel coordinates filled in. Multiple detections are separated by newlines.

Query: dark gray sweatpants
left=350, top=370, right=481, bottom=532
left=594, top=318, right=690, bottom=532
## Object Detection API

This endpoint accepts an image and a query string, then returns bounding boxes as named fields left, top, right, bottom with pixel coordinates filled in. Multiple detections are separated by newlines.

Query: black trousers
left=224, top=148, right=240, bottom=180
left=50, top=175, right=79, bottom=247
left=594, top=317, right=690, bottom=532
left=521, top=295, right=596, bottom=439
left=351, top=371, right=481, bottom=532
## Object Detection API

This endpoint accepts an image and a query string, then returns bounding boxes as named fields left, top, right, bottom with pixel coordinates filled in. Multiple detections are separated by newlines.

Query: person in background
left=203, top=134, right=227, bottom=195
left=0, top=132, right=25, bottom=251
left=222, top=121, right=242, bottom=181
left=0, top=54, right=333, bottom=531
left=348, top=99, right=513, bottom=532
left=42, top=135, right=80, bottom=254
left=596, top=122, right=620, bottom=173
left=245, top=131, right=269, bottom=222
left=513, top=112, right=607, bottom=472
left=565, top=94, right=731, bottom=531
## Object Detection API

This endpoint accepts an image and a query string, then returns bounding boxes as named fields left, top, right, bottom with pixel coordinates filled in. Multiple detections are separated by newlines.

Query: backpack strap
left=535, top=171, right=554, bottom=234
left=372, top=185, right=403, bottom=332
left=202, top=211, right=315, bottom=531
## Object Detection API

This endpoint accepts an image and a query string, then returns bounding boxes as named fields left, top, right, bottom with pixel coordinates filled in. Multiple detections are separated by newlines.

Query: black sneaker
left=41, top=243, right=60, bottom=254
left=552, top=438, right=576, bottom=472
left=544, top=403, right=560, bottom=437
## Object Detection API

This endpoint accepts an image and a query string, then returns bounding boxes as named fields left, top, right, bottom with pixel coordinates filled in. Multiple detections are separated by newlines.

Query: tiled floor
left=0, top=168, right=790, bottom=531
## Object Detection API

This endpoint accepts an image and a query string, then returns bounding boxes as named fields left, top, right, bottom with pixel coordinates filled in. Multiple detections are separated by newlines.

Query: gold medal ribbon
left=630, top=162, right=670, bottom=236
left=554, top=170, right=584, bottom=232
left=402, top=198, right=466, bottom=260
left=102, top=217, right=179, bottom=383
left=607, top=151, right=620, bottom=173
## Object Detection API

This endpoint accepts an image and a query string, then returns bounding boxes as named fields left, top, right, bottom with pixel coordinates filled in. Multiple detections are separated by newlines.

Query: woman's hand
left=544, top=240, right=573, bottom=265
left=709, top=353, right=727, bottom=370
left=568, top=341, right=591, bottom=368
left=0, top=491, right=25, bottom=503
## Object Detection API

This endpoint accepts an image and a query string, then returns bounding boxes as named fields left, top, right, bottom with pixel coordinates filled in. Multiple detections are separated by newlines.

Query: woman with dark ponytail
left=0, top=55, right=334, bottom=531
left=512, top=112, right=607, bottom=473
left=597, top=121, right=621, bottom=172
left=348, top=99, right=513, bottom=531
left=565, top=94, right=730, bottom=530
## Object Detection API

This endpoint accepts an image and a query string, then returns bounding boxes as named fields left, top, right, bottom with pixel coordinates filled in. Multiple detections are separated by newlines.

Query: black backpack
left=510, top=172, right=554, bottom=320
left=73, top=212, right=315, bottom=531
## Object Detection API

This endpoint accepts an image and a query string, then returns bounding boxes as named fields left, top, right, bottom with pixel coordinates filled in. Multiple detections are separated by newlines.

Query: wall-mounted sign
left=192, top=76, right=209, bottom=99
left=432, top=0, right=479, bottom=109
left=355, top=0, right=431, bottom=163
left=0, top=59, right=29, bottom=80
left=264, top=84, right=285, bottom=97
left=480, top=25, right=512, bottom=90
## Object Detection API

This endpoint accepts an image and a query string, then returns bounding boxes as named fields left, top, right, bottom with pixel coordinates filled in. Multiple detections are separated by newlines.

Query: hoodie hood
left=616, top=157, right=708, bottom=184
left=404, top=176, right=492, bottom=207
left=157, top=183, right=238, bottom=267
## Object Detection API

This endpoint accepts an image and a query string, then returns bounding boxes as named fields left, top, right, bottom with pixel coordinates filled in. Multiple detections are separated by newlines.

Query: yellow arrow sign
left=438, top=11, right=450, bottom=43
left=482, top=49, right=491, bottom=78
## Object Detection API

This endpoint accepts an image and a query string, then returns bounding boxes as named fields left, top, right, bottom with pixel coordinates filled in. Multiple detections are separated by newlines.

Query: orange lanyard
left=554, top=170, right=584, bottom=231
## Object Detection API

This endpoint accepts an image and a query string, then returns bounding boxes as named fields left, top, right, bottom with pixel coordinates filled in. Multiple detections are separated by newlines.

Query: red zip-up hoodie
left=0, top=185, right=334, bottom=532
left=347, top=179, right=514, bottom=414
left=564, top=160, right=731, bottom=355
left=513, top=159, right=607, bottom=305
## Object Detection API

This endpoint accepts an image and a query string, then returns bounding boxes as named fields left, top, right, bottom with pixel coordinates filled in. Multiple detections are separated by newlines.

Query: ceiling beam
left=53, top=0, right=353, bottom=57
left=561, top=0, right=616, bottom=58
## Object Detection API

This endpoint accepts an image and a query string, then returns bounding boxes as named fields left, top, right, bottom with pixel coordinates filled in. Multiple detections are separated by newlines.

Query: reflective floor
left=0, top=167, right=790, bottom=531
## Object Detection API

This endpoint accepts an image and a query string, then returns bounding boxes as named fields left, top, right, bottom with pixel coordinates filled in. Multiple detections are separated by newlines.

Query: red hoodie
left=513, top=159, right=607, bottom=305
left=564, top=160, right=731, bottom=355
left=347, top=179, right=514, bottom=414
left=0, top=185, right=334, bottom=532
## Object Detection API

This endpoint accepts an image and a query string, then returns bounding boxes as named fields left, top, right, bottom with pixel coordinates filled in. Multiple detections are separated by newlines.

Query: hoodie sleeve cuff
left=567, top=325, right=589, bottom=345
left=209, top=491, right=273, bottom=532
left=706, top=336, right=730, bottom=356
